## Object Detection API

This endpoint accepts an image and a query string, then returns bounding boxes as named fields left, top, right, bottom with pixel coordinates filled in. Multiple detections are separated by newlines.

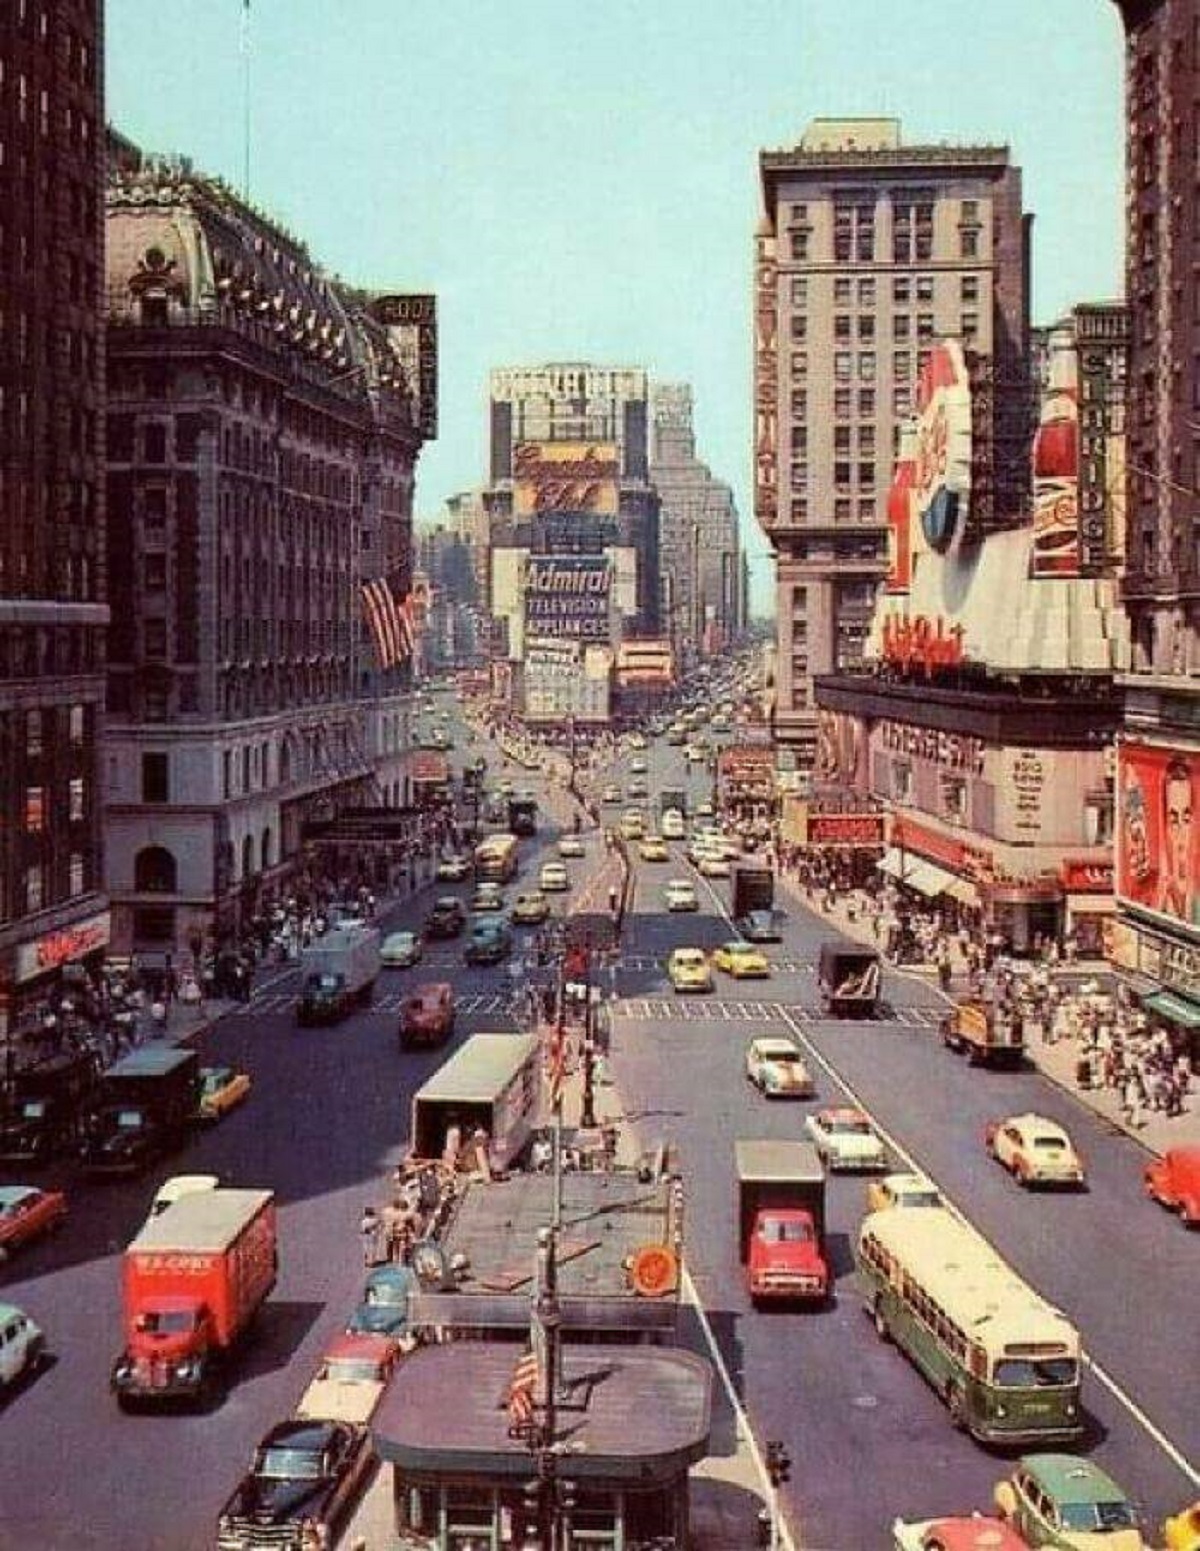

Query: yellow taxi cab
left=638, top=835, right=669, bottom=862
left=712, top=941, right=770, bottom=979
left=1165, top=1501, right=1200, bottom=1551
left=865, top=1171, right=943, bottom=1213
left=620, top=809, right=646, bottom=840
left=667, top=948, right=712, bottom=993
left=197, top=1065, right=252, bottom=1122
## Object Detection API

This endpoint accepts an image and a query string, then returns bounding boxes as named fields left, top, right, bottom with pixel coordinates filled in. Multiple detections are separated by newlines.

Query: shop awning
left=1140, top=990, right=1200, bottom=1029
left=876, top=847, right=913, bottom=881
left=943, top=874, right=978, bottom=907
left=906, top=861, right=954, bottom=898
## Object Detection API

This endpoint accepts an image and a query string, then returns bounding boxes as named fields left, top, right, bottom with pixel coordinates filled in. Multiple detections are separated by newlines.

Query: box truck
left=736, top=1140, right=829, bottom=1306
left=80, top=1047, right=200, bottom=1174
left=296, top=924, right=382, bottom=1024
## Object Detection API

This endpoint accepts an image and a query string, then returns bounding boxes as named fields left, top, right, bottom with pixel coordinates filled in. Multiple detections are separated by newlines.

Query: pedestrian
left=608, top=884, right=619, bottom=916
left=360, top=1205, right=382, bottom=1268
left=149, top=997, right=167, bottom=1038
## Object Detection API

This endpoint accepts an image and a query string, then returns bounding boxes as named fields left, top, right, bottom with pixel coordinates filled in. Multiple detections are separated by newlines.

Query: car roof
left=881, top=1172, right=935, bottom=1191
left=0, top=1185, right=41, bottom=1209
left=818, top=1106, right=867, bottom=1122
left=1019, top=1453, right=1128, bottom=1503
left=752, top=1038, right=800, bottom=1055
left=1008, top=1113, right=1067, bottom=1136
left=385, top=930, right=417, bottom=942
left=322, top=1330, right=396, bottom=1363
left=667, top=878, right=693, bottom=888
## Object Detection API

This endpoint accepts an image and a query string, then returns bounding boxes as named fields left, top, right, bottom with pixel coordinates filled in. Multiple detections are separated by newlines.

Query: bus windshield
left=992, top=1354, right=1078, bottom=1388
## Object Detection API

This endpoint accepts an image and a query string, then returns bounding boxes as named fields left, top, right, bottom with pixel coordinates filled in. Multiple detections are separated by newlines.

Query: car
left=686, top=744, right=708, bottom=763
left=984, top=1114, right=1086, bottom=1189
left=713, top=941, right=770, bottom=978
left=1165, top=1502, right=1200, bottom=1551
left=539, top=861, right=570, bottom=892
left=601, top=784, right=622, bottom=804
left=498, top=779, right=515, bottom=796
left=629, top=734, right=647, bottom=750
left=620, top=810, right=646, bottom=840
left=0, top=1185, right=67, bottom=1254
left=148, top=1173, right=220, bottom=1221
left=664, top=878, right=699, bottom=912
left=436, top=854, right=470, bottom=882
left=630, top=757, right=648, bottom=774
left=891, top=1516, right=1032, bottom=1551
left=697, top=852, right=730, bottom=878
left=1144, top=1144, right=1200, bottom=1227
left=866, top=1171, right=944, bottom=1213
left=347, top=1263, right=417, bottom=1338
left=471, top=881, right=506, bottom=913
left=993, top=1454, right=1146, bottom=1551
left=661, top=809, right=686, bottom=839
left=628, top=778, right=649, bottom=799
left=425, top=897, right=467, bottom=939
left=511, top=890, right=550, bottom=924
left=399, top=983, right=455, bottom=1048
left=0, top=1303, right=46, bottom=1389
left=380, top=930, right=422, bottom=969
left=687, top=838, right=718, bottom=866
left=745, top=1037, right=814, bottom=1098
left=696, top=800, right=715, bottom=818
left=557, top=835, right=586, bottom=858
left=805, top=1107, right=887, bottom=1172
left=296, top=1332, right=401, bottom=1426
left=667, top=947, right=712, bottom=993
left=196, top=1065, right=252, bottom=1122
left=639, top=836, right=669, bottom=862
left=665, top=727, right=686, bottom=746
left=216, top=1419, right=371, bottom=1550
left=737, top=909, right=782, bottom=943
left=464, top=919, right=513, bottom=965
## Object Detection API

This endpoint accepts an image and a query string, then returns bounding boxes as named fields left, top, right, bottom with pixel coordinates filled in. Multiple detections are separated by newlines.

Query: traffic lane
left=783, top=1007, right=1200, bottom=1480
left=607, top=1006, right=1008, bottom=1551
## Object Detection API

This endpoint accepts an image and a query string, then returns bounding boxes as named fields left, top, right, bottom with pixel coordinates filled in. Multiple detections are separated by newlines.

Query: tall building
left=755, top=117, right=1032, bottom=766
left=102, top=145, right=434, bottom=961
left=0, top=2, right=110, bottom=1036
left=1108, top=0, right=1200, bottom=1032
left=650, top=383, right=742, bottom=660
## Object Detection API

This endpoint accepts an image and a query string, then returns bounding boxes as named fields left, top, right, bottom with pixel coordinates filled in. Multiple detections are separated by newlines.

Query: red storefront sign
left=14, top=910, right=111, bottom=985
left=1060, top=859, right=1114, bottom=894
left=808, top=813, right=886, bottom=848
left=891, top=816, right=993, bottom=883
left=412, top=753, right=450, bottom=785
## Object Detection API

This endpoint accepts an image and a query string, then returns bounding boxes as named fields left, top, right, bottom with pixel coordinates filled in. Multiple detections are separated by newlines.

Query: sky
left=106, top=0, right=1127, bottom=617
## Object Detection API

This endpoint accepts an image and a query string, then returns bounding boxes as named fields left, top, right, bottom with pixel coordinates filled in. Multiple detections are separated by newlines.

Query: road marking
left=772, top=1001, right=1200, bottom=1491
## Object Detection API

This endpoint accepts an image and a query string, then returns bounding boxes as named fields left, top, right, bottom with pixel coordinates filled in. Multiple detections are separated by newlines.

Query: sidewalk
left=775, top=868, right=1199, bottom=1159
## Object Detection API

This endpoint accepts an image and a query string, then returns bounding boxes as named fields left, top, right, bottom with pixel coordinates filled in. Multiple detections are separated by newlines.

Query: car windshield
left=258, top=1446, right=324, bottom=1482
left=1058, top=1500, right=1138, bottom=1533
left=137, top=1309, right=196, bottom=1335
left=759, top=1218, right=812, bottom=1244
left=312, top=973, right=341, bottom=991
left=765, top=1051, right=803, bottom=1067
left=323, top=1357, right=381, bottom=1383
left=899, top=1189, right=941, bottom=1207
left=1032, top=1135, right=1066, bottom=1149
left=992, top=1356, right=1078, bottom=1388
left=367, top=1281, right=409, bottom=1307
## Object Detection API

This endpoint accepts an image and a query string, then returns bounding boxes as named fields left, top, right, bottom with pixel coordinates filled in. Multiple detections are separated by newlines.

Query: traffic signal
left=765, top=1440, right=791, bottom=1487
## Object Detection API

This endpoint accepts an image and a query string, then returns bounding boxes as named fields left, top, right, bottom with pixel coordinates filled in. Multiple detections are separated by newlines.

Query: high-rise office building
left=0, top=1, right=110, bottom=1035
left=755, top=117, right=1031, bottom=765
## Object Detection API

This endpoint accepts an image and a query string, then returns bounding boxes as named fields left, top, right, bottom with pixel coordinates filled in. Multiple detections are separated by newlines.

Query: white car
left=697, top=852, right=730, bottom=878
left=985, top=1112, right=1087, bottom=1188
left=630, top=757, right=648, bottom=774
left=661, top=809, right=686, bottom=839
left=805, top=1108, right=887, bottom=1172
left=664, top=878, right=699, bottom=912
left=557, top=835, right=585, bottom=858
left=745, top=1037, right=815, bottom=1099
left=629, top=734, right=647, bottom=750
left=436, top=855, right=470, bottom=882
left=539, top=861, right=570, bottom=892
left=0, top=1303, right=45, bottom=1389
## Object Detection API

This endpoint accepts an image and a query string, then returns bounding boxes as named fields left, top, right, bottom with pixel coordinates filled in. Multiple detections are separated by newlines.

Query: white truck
left=296, top=924, right=382, bottom=1025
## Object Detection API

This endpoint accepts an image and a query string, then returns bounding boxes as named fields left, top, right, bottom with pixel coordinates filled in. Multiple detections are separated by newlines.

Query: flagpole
left=240, top=0, right=252, bottom=200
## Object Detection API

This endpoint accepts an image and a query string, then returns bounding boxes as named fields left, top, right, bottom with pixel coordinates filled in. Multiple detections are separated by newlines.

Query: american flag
left=506, top=1347, right=539, bottom=1428
left=360, top=574, right=416, bottom=670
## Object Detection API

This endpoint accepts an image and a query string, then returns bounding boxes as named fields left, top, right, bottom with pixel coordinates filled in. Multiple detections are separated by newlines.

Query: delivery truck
left=0, top=1047, right=103, bottom=1163
left=111, top=1187, right=277, bottom=1408
left=736, top=1139, right=829, bottom=1306
left=817, top=942, right=882, bottom=1017
left=80, top=1047, right=200, bottom=1174
left=409, top=1032, right=540, bottom=1172
left=296, top=923, right=382, bottom=1024
left=940, top=996, right=1025, bottom=1068
left=732, top=862, right=774, bottom=922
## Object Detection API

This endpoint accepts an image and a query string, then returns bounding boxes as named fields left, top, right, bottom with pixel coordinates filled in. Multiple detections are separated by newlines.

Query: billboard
left=1116, top=740, right=1200, bottom=934
left=885, top=419, right=917, bottom=593
left=513, top=442, right=618, bottom=516
left=616, top=639, right=674, bottom=687
left=1030, top=326, right=1080, bottom=578
left=523, top=556, right=612, bottom=642
left=370, top=294, right=438, bottom=438
left=912, top=340, right=973, bottom=558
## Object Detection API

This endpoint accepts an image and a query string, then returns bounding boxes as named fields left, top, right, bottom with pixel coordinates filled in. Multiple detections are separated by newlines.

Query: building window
left=942, top=776, right=968, bottom=824
left=134, top=845, right=177, bottom=893
left=859, top=461, right=876, bottom=488
left=790, top=462, right=808, bottom=489
left=834, top=461, right=852, bottom=487
left=69, top=704, right=86, bottom=746
left=961, top=199, right=978, bottom=222
left=144, top=620, right=168, bottom=658
left=790, top=232, right=808, bottom=261
left=790, top=498, right=808, bottom=522
left=858, top=497, right=876, bottom=521
left=834, top=352, right=852, bottom=381
left=858, top=315, right=875, bottom=341
left=893, top=314, right=910, bottom=340
left=834, top=314, right=851, bottom=342
left=916, top=274, right=934, bottom=302
left=791, top=389, right=807, bottom=417
left=960, top=229, right=979, bottom=258
left=893, top=385, right=910, bottom=415
left=790, top=203, right=808, bottom=222
left=835, top=426, right=852, bottom=453
left=791, top=352, right=808, bottom=380
left=141, top=752, right=169, bottom=804
left=143, top=553, right=167, bottom=590
left=961, top=312, right=979, bottom=340
left=893, top=277, right=910, bottom=304
left=790, top=277, right=807, bottom=305
left=893, top=352, right=911, bottom=380
left=69, top=853, right=86, bottom=898
left=960, top=275, right=979, bottom=303
left=834, top=387, right=851, bottom=417
left=25, top=864, right=45, bottom=914
left=834, top=278, right=851, bottom=303
left=859, top=352, right=876, bottom=381
left=792, top=426, right=808, bottom=454
left=143, top=486, right=168, bottom=531
left=859, top=425, right=876, bottom=454
left=144, top=422, right=167, bottom=463
left=223, top=749, right=233, bottom=798
left=859, top=388, right=875, bottom=416
left=790, top=315, right=808, bottom=341
left=892, top=761, right=913, bottom=804
left=917, top=313, right=935, bottom=341
left=857, top=278, right=876, bottom=307
left=25, top=786, right=45, bottom=833
left=26, top=709, right=43, bottom=758
left=68, top=777, right=85, bottom=822
left=834, top=498, right=851, bottom=521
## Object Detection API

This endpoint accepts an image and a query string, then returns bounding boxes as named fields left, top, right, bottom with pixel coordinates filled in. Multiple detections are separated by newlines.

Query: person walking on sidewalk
left=360, top=1205, right=383, bottom=1268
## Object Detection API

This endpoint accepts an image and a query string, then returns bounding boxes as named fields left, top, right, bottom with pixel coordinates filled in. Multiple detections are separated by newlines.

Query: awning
left=907, top=861, right=953, bottom=898
left=1140, top=990, right=1200, bottom=1029
left=876, top=847, right=911, bottom=881
left=943, top=874, right=979, bottom=907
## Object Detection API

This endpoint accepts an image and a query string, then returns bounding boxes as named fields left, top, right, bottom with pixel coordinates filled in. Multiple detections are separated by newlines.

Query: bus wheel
left=872, top=1298, right=890, bottom=1341
left=946, top=1384, right=967, bottom=1430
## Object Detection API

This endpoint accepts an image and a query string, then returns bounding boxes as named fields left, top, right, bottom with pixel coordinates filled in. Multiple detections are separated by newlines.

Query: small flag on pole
left=506, top=1347, right=539, bottom=1427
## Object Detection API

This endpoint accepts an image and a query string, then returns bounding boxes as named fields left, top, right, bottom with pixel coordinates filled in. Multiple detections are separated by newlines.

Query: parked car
left=601, top=784, right=622, bottom=804
left=347, top=1264, right=417, bottom=1338
left=664, top=878, right=699, bottom=912
left=399, top=983, right=455, bottom=1049
left=667, top=948, right=712, bottom=994
left=1144, top=1144, right=1200, bottom=1227
left=436, top=854, right=470, bottom=882
left=196, top=1066, right=252, bottom=1123
left=744, top=1038, right=814, bottom=1099
left=380, top=930, right=422, bottom=968
left=538, top=861, right=570, bottom=892
left=629, top=757, right=648, bottom=774
left=425, top=897, right=467, bottom=939
left=216, top=1419, right=371, bottom=1551
left=805, top=1107, right=887, bottom=1172
left=0, top=1303, right=45, bottom=1389
left=511, top=891, right=550, bottom=925
left=464, top=920, right=513, bottom=966
left=296, top=1331, right=401, bottom=1426
left=0, top=1185, right=67, bottom=1255
left=985, top=1114, right=1086, bottom=1190
left=993, top=1454, right=1147, bottom=1550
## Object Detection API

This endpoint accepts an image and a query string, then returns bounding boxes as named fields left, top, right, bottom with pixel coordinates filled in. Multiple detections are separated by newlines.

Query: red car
left=0, top=1184, right=67, bottom=1253
left=1144, top=1145, right=1200, bottom=1227
left=892, top=1516, right=1031, bottom=1551
left=399, top=982, right=455, bottom=1049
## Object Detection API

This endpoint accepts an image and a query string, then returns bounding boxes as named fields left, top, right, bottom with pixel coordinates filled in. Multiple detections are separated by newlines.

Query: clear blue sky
left=106, top=0, right=1126, bottom=615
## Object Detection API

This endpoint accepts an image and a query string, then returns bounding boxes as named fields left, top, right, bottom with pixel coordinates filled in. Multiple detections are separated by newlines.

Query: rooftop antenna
left=240, top=0, right=252, bottom=200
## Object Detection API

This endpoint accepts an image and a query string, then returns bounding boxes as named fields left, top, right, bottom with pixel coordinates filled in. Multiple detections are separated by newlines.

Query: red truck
left=111, top=1187, right=277, bottom=1409
left=736, top=1140, right=829, bottom=1306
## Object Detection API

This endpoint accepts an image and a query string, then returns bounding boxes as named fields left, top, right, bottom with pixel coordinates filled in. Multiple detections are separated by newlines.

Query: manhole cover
left=851, top=1393, right=879, bottom=1410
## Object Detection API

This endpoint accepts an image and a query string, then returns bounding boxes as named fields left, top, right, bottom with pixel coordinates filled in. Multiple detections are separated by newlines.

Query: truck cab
left=941, top=997, right=1025, bottom=1067
left=0, top=1049, right=101, bottom=1164
left=747, top=1208, right=828, bottom=1305
left=736, top=1140, right=829, bottom=1308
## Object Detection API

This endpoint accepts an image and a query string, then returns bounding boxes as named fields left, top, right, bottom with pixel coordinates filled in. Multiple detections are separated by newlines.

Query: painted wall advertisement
left=753, top=227, right=779, bottom=531
left=912, top=338, right=973, bottom=558
left=1030, top=325, right=1081, bottom=578
left=522, top=556, right=612, bottom=642
left=1116, top=740, right=1200, bottom=936
left=370, top=294, right=438, bottom=438
left=814, top=709, right=867, bottom=791
left=513, top=442, right=618, bottom=516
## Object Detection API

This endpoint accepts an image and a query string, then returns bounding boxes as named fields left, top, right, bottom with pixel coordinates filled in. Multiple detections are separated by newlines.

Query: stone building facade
left=102, top=146, right=433, bottom=960
left=0, top=1, right=110, bottom=1034
left=755, top=118, right=1031, bottom=766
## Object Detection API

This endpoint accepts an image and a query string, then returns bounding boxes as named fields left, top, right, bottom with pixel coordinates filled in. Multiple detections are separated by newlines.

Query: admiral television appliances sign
left=523, top=557, right=612, bottom=641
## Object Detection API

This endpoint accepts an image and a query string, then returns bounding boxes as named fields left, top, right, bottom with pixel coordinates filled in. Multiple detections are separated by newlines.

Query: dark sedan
left=216, top=1418, right=370, bottom=1551
left=463, top=920, right=512, bottom=966
left=737, top=909, right=783, bottom=943
left=424, top=897, right=467, bottom=939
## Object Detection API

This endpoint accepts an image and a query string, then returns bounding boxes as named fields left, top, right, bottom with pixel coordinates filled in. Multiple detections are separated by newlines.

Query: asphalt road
left=0, top=701, right=580, bottom=1551
left=601, top=731, right=1199, bottom=1551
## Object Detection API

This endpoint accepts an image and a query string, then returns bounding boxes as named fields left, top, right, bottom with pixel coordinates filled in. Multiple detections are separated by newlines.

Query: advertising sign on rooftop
left=1116, top=740, right=1200, bottom=938
left=912, top=339, right=973, bottom=558
left=523, top=556, right=612, bottom=642
left=513, top=441, right=618, bottom=516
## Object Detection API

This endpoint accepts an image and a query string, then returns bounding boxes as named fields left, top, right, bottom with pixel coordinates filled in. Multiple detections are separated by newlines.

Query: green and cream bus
left=857, top=1207, right=1083, bottom=1445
